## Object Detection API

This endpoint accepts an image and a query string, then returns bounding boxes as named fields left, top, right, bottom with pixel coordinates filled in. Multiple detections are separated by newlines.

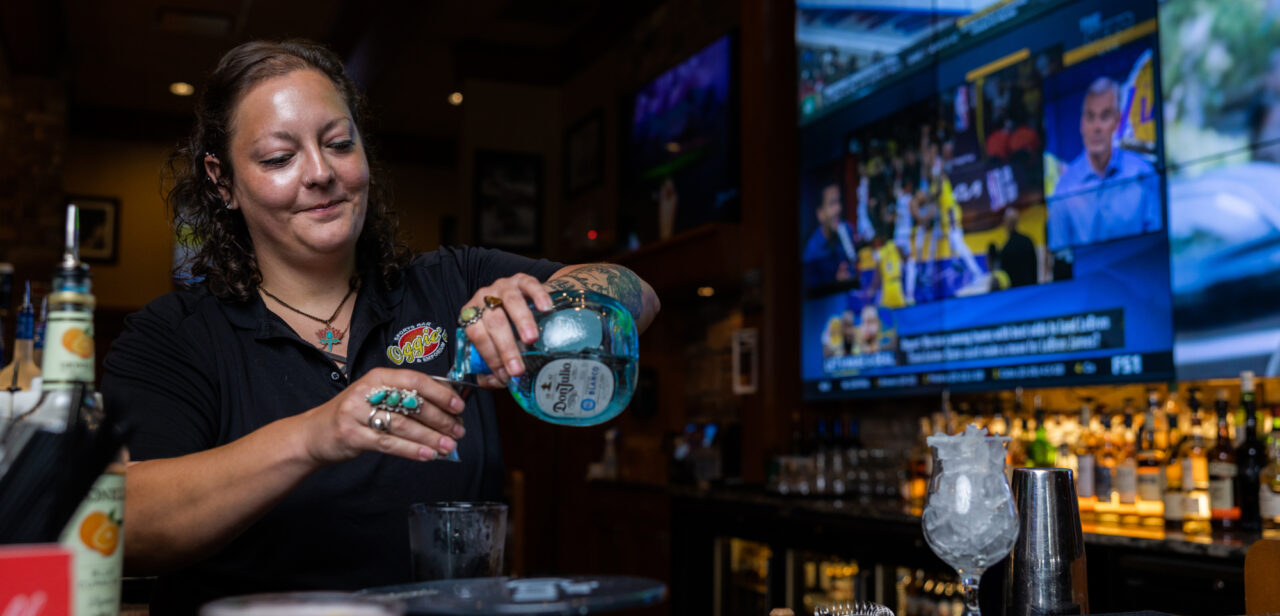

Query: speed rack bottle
left=48, top=204, right=128, bottom=616
left=0, top=205, right=127, bottom=613
left=449, top=289, right=639, bottom=426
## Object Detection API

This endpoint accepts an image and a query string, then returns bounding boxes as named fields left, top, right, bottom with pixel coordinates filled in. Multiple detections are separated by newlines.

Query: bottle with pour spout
left=0, top=202, right=128, bottom=553
left=0, top=282, right=42, bottom=391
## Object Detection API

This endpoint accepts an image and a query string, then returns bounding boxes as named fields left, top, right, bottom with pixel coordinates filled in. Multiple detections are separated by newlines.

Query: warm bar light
left=697, top=286, right=714, bottom=297
left=448, top=92, right=464, bottom=106
left=169, top=82, right=195, bottom=96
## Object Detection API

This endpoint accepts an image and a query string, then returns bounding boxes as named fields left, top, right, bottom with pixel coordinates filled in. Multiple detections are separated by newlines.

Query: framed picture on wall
left=70, top=195, right=120, bottom=263
left=474, top=150, right=542, bottom=252
left=565, top=108, right=604, bottom=199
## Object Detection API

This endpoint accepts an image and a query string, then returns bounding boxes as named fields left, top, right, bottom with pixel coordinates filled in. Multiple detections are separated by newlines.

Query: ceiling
left=0, top=0, right=659, bottom=146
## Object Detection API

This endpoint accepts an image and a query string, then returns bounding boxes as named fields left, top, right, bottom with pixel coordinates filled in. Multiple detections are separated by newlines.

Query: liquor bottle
left=0, top=205, right=128, bottom=615
left=813, top=418, right=830, bottom=495
left=1115, top=408, right=1140, bottom=526
left=908, top=416, right=932, bottom=505
left=0, top=282, right=42, bottom=391
left=1007, top=392, right=1029, bottom=470
left=1236, top=372, right=1265, bottom=532
left=1120, top=398, right=1139, bottom=454
left=1076, top=398, right=1098, bottom=523
left=1164, top=382, right=1181, bottom=447
left=989, top=394, right=1008, bottom=437
left=1135, top=390, right=1166, bottom=526
left=1209, top=389, right=1241, bottom=530
left=1094, top=413, right=1120, bottom=525
left=830, top=417, right=847, bottom=496
left=1028, top=395, right=1056, bottom=467
left=32, top=295, right=47, bottom=368
left=449, top=288, right=639, bottom=426
left=1261, top=414, right=1280, bottom=531
left=1164, top=419, right=1185, bottom=531
left=1181, top=406, right=1212, bottom=535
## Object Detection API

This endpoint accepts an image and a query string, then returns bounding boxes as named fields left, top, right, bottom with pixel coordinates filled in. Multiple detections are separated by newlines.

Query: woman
left=101, top=39, right=658, bottom=614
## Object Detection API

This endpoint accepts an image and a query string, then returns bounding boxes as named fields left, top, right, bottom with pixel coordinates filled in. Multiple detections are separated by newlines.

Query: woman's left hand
left=460, top=273, right=554, bottom=388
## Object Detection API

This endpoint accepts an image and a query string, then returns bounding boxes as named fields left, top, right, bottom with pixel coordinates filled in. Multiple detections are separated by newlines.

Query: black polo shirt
left=102, top=246, right=563, bottom=615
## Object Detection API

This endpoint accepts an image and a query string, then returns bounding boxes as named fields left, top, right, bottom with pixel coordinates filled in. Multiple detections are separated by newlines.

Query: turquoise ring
left=366, top=386, right=422, bottom=416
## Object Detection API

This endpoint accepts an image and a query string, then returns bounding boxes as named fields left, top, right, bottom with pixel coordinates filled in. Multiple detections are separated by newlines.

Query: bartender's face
left=209, top=69, right=370, bottom=267
left=1080, top=90, right=1119, bottom=160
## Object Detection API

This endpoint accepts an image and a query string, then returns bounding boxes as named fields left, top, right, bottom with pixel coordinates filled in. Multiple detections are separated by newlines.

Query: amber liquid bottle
left=1181, top=406, right=1212, bottom=535
left=1208, top=390, right=1240, bottom=530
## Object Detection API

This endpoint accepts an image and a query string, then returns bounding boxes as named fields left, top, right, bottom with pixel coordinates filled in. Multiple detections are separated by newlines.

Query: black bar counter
left=647, top=483, right=1251, bottom=615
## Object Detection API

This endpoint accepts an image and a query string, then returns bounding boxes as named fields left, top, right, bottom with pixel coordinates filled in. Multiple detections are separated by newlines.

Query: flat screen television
left=797, top=0, right=1176, bottom=397
left=619, top=33, right=740, bottom=251
left=1160, top=0, right=1280, bottom=379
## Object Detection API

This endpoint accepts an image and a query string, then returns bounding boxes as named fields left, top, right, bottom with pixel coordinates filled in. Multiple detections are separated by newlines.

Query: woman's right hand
left=298, top=367, right=468, bottom=465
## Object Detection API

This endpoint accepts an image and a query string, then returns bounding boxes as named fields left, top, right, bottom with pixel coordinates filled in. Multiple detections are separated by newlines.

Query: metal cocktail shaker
left=1005, top=467, right=1089, bottom=615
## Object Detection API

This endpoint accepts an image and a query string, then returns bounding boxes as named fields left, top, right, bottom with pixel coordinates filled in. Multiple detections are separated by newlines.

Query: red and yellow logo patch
left=387, top=322, right=447, bottom=365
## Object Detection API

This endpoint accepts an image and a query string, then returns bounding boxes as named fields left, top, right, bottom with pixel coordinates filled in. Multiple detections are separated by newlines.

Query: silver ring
left=368, top=408, right=391, bottom=432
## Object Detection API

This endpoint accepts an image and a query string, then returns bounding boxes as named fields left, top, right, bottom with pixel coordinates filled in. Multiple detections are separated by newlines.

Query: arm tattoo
left=546, top=264, right=644, bottom=318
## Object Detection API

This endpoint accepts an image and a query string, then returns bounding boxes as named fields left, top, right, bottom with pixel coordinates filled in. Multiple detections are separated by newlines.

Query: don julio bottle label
left=534, top=358, right=615, bottom=419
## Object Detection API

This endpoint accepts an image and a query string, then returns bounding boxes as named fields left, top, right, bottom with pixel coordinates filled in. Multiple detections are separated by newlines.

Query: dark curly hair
left=165, top=39, right=411, bottom=302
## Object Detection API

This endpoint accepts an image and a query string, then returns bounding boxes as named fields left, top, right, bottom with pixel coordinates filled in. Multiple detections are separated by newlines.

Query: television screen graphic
left=1043, top=39, right=1163, bottom=253
left=797, top=0, right=1174, bottom=397
left=620, top=35, right=739, bottom=251
left=797, top=0, right=1065, bottom=124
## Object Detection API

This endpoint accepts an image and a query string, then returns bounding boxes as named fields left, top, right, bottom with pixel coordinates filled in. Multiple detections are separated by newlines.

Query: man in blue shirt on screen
left=1047, top=77, right=1161, bottom=252
left=804, top=179, right=858, bottom=289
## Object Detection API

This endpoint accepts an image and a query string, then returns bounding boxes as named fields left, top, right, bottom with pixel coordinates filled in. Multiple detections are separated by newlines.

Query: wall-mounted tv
left=1161, top=0, right=1280, bottom=379
left=619, top=33, right=740, bottom=251
left=797, top=0, right=1176, bottom=397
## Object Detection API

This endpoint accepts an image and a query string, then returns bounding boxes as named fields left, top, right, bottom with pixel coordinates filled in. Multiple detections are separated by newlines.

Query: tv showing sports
left=619, top=34, right=740, bottom=251
left=798, top=0, right=1175, bottom=398
left=1161, top=0, right=1280, bottom=379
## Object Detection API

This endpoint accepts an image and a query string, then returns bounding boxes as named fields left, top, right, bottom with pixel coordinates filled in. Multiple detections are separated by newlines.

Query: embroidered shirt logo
left=387, top=322, right=447, bottom=365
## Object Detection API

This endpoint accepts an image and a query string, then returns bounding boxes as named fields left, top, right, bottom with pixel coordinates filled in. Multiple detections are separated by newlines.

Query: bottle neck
left=448, top=328, right=495, bottom=380
left=1242, top=398, right=1258, bottom=437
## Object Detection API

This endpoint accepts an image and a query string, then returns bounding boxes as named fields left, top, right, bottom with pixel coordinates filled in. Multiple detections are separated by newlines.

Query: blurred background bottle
left=1208, top=389, right=1240, bottom=530
left=1136, top=390, right=1166, bottom=526
left=1235, top=372, right=1264, bottom=533
left=1260, top=409, right=1280, bottom=532
left=1180, top=396, right=1211, bottom=535
left=1076, top=398, right=1098, bottom=523
left=0, top=282, right=42, bottom=391
left=1028, top=395, right=1056, bottom=468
